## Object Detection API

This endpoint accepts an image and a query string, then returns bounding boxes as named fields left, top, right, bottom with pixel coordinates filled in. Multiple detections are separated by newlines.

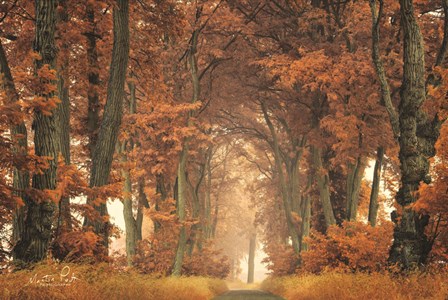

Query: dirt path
left=213, top=289, right=284, bottom=300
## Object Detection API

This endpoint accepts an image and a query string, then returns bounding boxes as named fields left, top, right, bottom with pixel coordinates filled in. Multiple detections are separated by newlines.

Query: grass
left=260, top=271, right=448, bottom=300
left=0, top=263, right=228, bottom=300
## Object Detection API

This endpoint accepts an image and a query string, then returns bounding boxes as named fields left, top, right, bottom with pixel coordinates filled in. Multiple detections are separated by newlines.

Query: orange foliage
left=301, top=221, right=394, bottom=273
left=182, top=246, right=230, bottom=279
left=51, top=230, right=107, bottom=263
left=262, top=243, right=299, bottom=276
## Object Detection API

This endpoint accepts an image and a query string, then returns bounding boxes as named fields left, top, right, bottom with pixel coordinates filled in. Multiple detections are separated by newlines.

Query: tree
left=370, top=0, right=444, bottom=268
left=84, top=0, right=130, bottom=253
left=13, top=0, right=60, bottom=263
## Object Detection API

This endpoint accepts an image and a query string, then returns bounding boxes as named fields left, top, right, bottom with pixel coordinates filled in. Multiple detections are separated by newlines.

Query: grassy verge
left=260, top=271, right=448, bottom=300
left=0, top=263, right=228, bottom=300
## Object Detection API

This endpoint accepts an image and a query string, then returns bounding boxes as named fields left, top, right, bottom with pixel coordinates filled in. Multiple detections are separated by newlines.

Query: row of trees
left=0, top=0, right=447, bottom=276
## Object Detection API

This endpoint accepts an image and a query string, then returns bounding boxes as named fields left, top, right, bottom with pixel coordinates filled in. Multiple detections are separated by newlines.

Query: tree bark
left=13, top=0, right=59, bottom=263
left=172, top=146, right=189, bottom=276
left=370, top=0, right=442, bottom=268
left=86, top=2, right=100, bottom=157
left=172, top=28, right=200, bottom=276
left=186, top=161, right=206, bottom=255
left=368, top=147, right=384, bottom=226
left=388, top=0, right=441, bottom=267
left=120, top=141, right=137, bottom=266
left=312, top=146, right=336, bottom=228
left=154, top=174, right=167, bottom=232
left=204, top=146, right=213, bottom=239
left=136, top=177, right=148, bottom=241
left=84, top=0, right=129, bottom=254
left=346, top=156, right=367, bottom=221
left=300, top=174, right=312, bottom=251
left=120, top=80, right=139, bottom=266
left=369, top=0, right=400, bottom=138
left=55, top=0, right=71, bottom=234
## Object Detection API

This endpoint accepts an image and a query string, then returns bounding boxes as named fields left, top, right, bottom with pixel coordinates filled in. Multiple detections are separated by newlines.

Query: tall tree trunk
left=154, top=174, right=167, bottom=232
left=121, top=80, right=138, bottom=266
left=261, top=100, right=301, bottom=254
left=172, top=146, right=189, bottom=276
left=186, top=162, right=205, bottom=256
left=290, top=155, right=302, bottom=215
left=368, top=147, right=384, bottom=226
left=120, top=141, right=137, bottom=266
left=211, top=156, right=227, bottom=239
left=86, top=2, right=100, bottom=157
left=388, top=0, right=441, bottom=267
left=346, top=156, right=367, bottom=221
left=369, top=0, right=400, bottom=138
left=300, top=174, right=312, bottom=251
left=84, top=0, right=129, bottom=254
left=312, top=146, right=336, bottom=227
left=172, top=28, right=200, bottom=276
left=56, top=0, right=71, bottom=235
left=136, top=177, right=148, bottom=240
left=13, top=0, right=59, bottom=263
left=371, top=0, right=442, bottom=267
left=204, top=147, right=213, bottom=239
left=0, top=41, right=29, bottom=246
left=247, top=232, right=256, bottom=284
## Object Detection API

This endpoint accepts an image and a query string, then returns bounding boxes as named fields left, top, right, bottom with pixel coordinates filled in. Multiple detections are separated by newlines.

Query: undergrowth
left=260, top=271, right=448, bottom=300
left=0, top=263, right=228, bottom=300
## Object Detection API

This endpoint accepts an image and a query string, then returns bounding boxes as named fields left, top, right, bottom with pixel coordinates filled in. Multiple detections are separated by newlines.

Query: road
left=213, top=289, right=284, bottom=300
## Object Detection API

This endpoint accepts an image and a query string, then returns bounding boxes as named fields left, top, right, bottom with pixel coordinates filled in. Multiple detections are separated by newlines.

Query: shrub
left=301, top=221, right=393, bottom=273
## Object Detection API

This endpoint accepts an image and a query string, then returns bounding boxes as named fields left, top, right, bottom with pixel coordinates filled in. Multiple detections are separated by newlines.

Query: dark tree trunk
left=172, top=28, right=200, bottom=276
left=86, top=2, right=100, bottom=157
left=84, top=0, right=129, bottom=254
left=120, top=141, right=137, bottom=266
left=388, top=0, right=441, bottom=268
left=172, top=147, right=189, bottom=276
left=346, top=156, right=366, bottom=221
left=136, top=177, right=148, bottom=241
left=154, top=174, right=167, bottom=232
left=312, top=146, right=336, bottom=228
left=370, top=0, right=442, bottom=267
left=368, top=147, right=384, bottom=227
left=186, top=160, right=206, bottom=256
left=56, top=0, right=72, bottom=234
left=13, top=0, right=59, bottom=263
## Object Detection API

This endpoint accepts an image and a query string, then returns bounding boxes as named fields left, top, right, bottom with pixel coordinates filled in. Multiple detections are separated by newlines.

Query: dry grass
left=0, top=263, right=228, bottom=300
left=260, top=271, right=448, bottom=300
